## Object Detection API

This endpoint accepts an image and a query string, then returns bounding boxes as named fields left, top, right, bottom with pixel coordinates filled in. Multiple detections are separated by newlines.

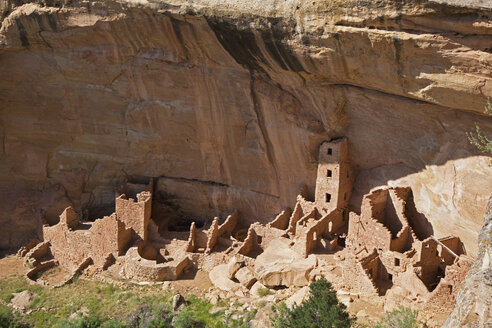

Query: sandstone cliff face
left=444, top=197, right=492, bottom=327
left=0, top=0, right=491, bottom=254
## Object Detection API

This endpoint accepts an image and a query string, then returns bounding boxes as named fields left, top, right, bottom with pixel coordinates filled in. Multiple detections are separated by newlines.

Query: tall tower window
left=325, top=193, right=331, bottom=203
left=327, top=169, right=332, bottom=177
left=327, top=148, right=332, bottom=155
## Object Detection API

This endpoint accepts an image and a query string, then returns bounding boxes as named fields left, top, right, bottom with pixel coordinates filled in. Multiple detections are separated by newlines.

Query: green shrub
left=467, top=98, right=492, bottom=155
left=57, top=315, right=103, bottom=328
left=28, top=297, right=41, bottom=309
left=257, top=288, right=270, bottom=297
left=100, top=320, right=125, bottom=328
left=173, top=310, right=206, bottom=328
left=125, top=304, right=172, bottom=328
left=0, top=294, right=13, bottom=303
left=271, top=277, right=353, bottom=328
left=174, top=295, right=220, bottom=328
left=374, top=307, right=421, bottom=328
left=0, top=304, right=30, bottom=328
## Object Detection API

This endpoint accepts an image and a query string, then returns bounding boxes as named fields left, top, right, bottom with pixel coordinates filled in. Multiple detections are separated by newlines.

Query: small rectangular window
left=347, top=170, right=349, bottom=178
left=395, top=258, right=400, bottom=266
left=327, top=169, right=332, bottom=177
left=343, top=192, right=347, bottom=200
left=327, top=148, right=332, bottom=155
left=325, top=193, right=331, bottom=203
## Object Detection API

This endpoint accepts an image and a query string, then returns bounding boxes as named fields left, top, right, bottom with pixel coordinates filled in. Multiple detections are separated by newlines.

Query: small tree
left=271, top=277, right=353, bottom=328
left=467, top=99, right=492, bottom=155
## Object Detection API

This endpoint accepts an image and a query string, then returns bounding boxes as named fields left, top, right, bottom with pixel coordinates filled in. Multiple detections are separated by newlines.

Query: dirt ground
left=0, top=255, right=26, bottom=278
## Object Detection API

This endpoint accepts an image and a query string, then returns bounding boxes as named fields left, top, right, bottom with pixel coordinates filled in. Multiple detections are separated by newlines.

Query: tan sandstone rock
left=0, top=0, right=490, bottom=260
left=209, top=264, right=241, bottom=292
left=284, top=286, right=310, bottom=309
left=234, top=266, right=257, bottom=289
left=254, top=239, right=317, bottom=287
left=227, top=255, right=246, bottom=279
left=10, top=290, right=38, bottom=310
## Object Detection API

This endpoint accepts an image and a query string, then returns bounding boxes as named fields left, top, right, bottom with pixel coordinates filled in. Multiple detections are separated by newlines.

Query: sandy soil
left=0, top=255, right=26, bottom=278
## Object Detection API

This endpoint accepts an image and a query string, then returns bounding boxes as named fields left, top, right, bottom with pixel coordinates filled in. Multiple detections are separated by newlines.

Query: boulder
left=227, top=255, right=246, bottom=279
left=254, top=239, right=317, bottom=287
left=10, top=290, right=38, bottom=309
left=250, top=281, right=267, bottom=297
left=172, top=294, right=185, bottom=311
left=284, top=286, right=310, bottom=309
left=235, top=266, right=257, bottom=288
left=209, top=264, right=241, bottom=291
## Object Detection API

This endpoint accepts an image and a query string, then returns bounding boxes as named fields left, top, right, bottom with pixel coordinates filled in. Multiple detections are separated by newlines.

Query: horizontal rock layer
left=0, top=0, right=491, bottom=255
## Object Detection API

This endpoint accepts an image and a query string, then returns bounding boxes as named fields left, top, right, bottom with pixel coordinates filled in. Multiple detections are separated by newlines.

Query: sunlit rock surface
left=0, top=0, right=491, bottom=255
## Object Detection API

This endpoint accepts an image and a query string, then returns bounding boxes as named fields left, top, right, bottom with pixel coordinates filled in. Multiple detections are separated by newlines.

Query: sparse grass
left=257, top=300, right=267, bottom=308
left=0, top=274, right=258, bottom=328
left=374, top=307, right=422, bottom=328
left=0, top=274, right=174, bottom=327
left=257, top=287, right=270, bottom=297
left=29, top=297, right=41, bottom=309
left=174, top=294, right=224, bottom=328
left=0, top=293, right=13, bottom=303
left=0, top=303, right=30, bottom=328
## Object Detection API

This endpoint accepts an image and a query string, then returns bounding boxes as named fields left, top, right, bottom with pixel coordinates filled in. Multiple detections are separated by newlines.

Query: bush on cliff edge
left=271, top=277, right=353, bottom=328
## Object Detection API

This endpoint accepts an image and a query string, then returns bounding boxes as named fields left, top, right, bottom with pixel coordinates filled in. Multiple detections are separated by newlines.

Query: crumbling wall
left=347, top=210, right=392, bottom=253
left=439, top=236, right=463, bottom=265
left=390, top=226, right=413, bottom=253
left=379, top=250, right=415, bottom=276
left=59, top=207, right=79, bottom=229
left=426, top=256, right=473, bottom=310
left=392, top=267, right=430, bottom=300
left=301, top=210, right=343, bottom=256
left=341, top=253, right=379, bottom=297
left=217, top=212, right=238, bottom=236
left=44, top=207, right=133, bottom=270
left=296, top=209, right=318, bottom=229
left=194, top=229, right=209, bottom=250
left=414, top=238, right=441, bottom=290
left=360, top=251, right=393, bottom=295
left=90, top=214, right=132, bottom=267
left=43, top=219, right=91, bottom=271
left=297, top=195, right=316, bottom=216
left=186, top=222, right=196, bottom=252
left=206, top=218, right=219, bottom=252
left=238, top=226, right=258, bottom=256
left=268, top=209, right=291, bottom=230
left=115, top=191, right=152, bottom=242
left=383, top=189, right=405, bottom=237
left=124, top=247, right=190, bottom=281
left=287, top=202, right=303, bottom=235
left=24, top=241, right=50, bottom=267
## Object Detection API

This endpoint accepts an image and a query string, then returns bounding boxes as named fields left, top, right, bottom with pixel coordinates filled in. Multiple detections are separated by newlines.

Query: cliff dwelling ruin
left=18, top=138, right=473, bottom=317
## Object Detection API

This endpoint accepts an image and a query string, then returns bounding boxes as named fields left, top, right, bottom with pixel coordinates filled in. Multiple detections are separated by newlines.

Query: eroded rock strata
left=0, top=0, right=491, bottom=256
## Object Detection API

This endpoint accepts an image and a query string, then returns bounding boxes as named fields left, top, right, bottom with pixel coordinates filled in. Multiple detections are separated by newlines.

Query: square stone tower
left=314, top=137, right=353, bottom=215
